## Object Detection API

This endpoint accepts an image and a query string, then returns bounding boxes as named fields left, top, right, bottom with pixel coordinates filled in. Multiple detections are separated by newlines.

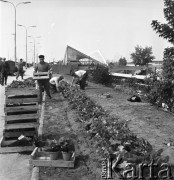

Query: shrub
left=144, top=76, right=174, bottom=112
left=90, top=65, right=112, bottom=86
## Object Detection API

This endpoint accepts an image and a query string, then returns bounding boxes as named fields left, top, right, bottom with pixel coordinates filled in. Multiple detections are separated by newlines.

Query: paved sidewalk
left=0, top=67, right=34, bottom=180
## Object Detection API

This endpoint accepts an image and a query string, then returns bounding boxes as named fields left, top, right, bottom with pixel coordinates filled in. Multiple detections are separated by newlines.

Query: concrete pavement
left=0, top=67, right=34, bottom=180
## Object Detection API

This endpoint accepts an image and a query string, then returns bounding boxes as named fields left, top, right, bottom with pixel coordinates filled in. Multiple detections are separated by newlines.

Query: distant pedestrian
left=34, top=55, right=52, bottom=103
left=72, top=70, right=88, bottom=90
left=0, top=58, right=10, bottom=86
left=16, top=59, right=24, bottom=80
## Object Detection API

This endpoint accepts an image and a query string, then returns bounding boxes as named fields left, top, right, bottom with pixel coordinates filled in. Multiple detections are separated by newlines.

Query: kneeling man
left=49, top=75, right=64, bottom=93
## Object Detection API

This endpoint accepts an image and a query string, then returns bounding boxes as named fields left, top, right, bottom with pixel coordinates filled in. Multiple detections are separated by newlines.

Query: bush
left=144, top=76, right=174, bottom=112
left=90, top=65, right=112, bottom=85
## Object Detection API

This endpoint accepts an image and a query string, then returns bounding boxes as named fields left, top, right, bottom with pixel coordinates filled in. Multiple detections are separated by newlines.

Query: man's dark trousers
left=50, top=83, right=57, bottom=93
left=79, top=72, right=88, bottom=90
left=16, top=70, right=23, bottom=80
left=1, top=72, right=8, bottom=85
left=38, top=79, right=51, bottom=103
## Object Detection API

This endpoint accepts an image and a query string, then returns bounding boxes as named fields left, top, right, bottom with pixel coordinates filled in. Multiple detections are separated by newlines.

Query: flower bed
left=7, top=77, right=35, bottom=88
left=60, top=82, right=172, bottom=179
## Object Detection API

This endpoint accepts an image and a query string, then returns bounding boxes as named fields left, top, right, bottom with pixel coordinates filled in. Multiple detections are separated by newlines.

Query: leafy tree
left=151, top=0, right=174, bottom=80
left=118, top=57, right=127, bottom=66
left=151, top=0, right=174, bottom=44
left=130, top=45, right=155, bottom=66
left=162, top=47, right=174, bottom=80
left=144, top=0, right=174, bottom=112
left=108, top=62, right=114, bottom=68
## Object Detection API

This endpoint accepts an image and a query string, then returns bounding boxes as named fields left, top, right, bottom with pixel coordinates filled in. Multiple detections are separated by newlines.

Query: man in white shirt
left=49, top=75, right=64, bottom=93
left=72, top=70, right=88, bottom=90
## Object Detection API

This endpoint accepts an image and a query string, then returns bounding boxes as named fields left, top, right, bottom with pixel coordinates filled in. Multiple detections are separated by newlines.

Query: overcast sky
left=0, top=0, right=170, bottom=63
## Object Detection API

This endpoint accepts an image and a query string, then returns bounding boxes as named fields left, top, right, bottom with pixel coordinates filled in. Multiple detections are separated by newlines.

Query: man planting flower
left=71, top=70, right=88, bottom=90
left=49, top=75, right=64, bottom=93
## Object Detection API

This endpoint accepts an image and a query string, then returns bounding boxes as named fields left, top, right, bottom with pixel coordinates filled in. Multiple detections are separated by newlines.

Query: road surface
left=0, top=68, right=34, bottom=180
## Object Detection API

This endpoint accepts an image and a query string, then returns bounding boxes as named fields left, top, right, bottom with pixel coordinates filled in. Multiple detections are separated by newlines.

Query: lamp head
left=23, top=2, right=31, bottom=4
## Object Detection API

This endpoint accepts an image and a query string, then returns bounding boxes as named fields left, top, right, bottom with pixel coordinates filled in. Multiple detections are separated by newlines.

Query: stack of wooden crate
left=0, top=87, right=40, bottom=153
left=33, top=72, right=49, bottom=80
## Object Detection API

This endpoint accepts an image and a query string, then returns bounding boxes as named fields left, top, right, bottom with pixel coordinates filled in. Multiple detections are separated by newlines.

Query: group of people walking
left=0, top=58, right=25, bottom=86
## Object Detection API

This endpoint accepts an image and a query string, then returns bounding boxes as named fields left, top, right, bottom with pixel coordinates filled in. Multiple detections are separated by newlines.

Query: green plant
left=151, top=0, right=174, bottom=81
left=91, top=64, right=112, bottom=86
left=144, top=75, right=174, bottom=112
left=59, top=137, right=75, bottom=152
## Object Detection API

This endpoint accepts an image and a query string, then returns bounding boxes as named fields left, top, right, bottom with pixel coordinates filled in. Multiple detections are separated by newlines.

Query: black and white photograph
left=0, top=0, right=174, bottom=179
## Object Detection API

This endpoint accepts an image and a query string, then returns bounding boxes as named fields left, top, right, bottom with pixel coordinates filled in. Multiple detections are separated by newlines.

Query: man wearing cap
left=34, top=55, right=52, bottom=102
left=0, top=58, right=10, bottom=85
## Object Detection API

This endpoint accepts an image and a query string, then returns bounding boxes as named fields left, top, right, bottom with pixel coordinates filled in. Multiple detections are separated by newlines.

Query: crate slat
left=0, top=146, right=35, bottom=153
left=33, top=76, right=49, bottom=80
left=5, top=113, right=39, bottom=121
left=5, top=102, right=38, bottom=107
left=6, top=98, right=40, bottom=104
left=5, top=87, right=38, bottom=96
left=3, top=130, right=37, bottom=138
left=33, top=72, right=49, bottom=75
left=0, top=137, right=35, bottom=153
left=33, top=72, right=49, bottom=80
left=5, top=123, right=39, bottom=130
left=5, top=105, right=39, bottom=112
left=29, top=159, right=74, bottom=167
left=5, top=118, right=38, bottom=125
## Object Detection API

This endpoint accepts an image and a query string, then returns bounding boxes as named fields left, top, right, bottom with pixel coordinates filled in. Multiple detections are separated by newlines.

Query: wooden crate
left=3, top=128, right=37, bottom=139
left=4, top=103, right=39, bottom=139
left=0, top=137, right=35, bottom=153
left=4, top=102, right=39, bottom=126
left=6, top=95, right=39, bottom=104
left=5, top=102, right=39, bottom=113
left=33, top=72, right=49, bottom=80
left=5, top=87, right=38, bottom=96
left=5, top=110, right=39, bottom=123
left=4, top=122, right=39, bottom=130
left=5, top=87, right=39, bottom=104
left=29, top=147, right=75, bottom=168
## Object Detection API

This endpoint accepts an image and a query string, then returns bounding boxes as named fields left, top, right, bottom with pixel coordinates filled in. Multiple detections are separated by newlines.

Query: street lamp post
left=17, top=25, right=36, bottom=66
left=0, top=0, right=31, bottom=64
left=29, top=42, right=34, bottom=64
left=36, top=43, right=41, bottom=64
left=28, top=36, right=41, bottom=64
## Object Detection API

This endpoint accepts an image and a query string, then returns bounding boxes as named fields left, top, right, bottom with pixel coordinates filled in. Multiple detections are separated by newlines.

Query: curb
left=30, top=167, right=39, bottom=180
left=30, top=93, right=46, bottom=180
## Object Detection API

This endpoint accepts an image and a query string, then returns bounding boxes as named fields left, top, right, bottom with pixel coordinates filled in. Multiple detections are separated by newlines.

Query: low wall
left=52, top=64, right=94, bottom=75
left=52, top=64, right=78, bottom=75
